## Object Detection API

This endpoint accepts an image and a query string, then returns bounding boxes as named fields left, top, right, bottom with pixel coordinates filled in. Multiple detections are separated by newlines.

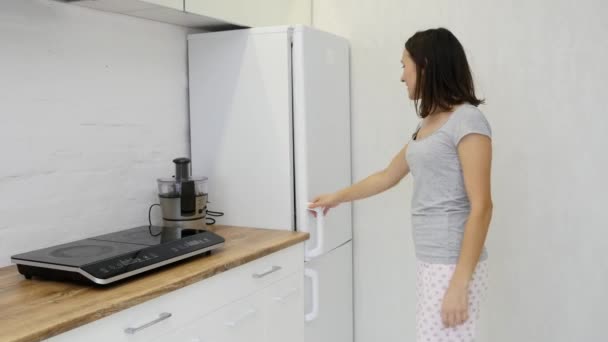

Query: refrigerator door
left=292, top=26, right=353, bottom=259
left=188, top=28, right=295, bottom=231
left=304, top=241, right=353, bottom=342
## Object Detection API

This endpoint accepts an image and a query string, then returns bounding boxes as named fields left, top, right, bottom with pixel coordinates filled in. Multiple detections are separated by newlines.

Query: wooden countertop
left=0, top=225, right=308, bottom=342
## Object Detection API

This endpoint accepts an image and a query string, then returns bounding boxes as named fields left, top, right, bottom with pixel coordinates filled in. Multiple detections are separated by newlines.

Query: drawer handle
left=124, top=312, right=172, bottom=334
left=273, top=287, right=298, bottom=302
left=225, top=308, right=256, bottom=327
left=252, top=265, right=282, bottom=279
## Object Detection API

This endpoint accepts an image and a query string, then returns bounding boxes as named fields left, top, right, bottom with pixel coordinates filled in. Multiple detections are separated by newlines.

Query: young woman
left=309, top=27, right=493, bottom=342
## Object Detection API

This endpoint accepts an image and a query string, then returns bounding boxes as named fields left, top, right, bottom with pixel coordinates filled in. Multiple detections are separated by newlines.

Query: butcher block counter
left=0, top=225, right=309, bottom=342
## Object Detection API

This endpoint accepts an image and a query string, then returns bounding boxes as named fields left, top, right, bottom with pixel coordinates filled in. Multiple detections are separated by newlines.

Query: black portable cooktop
left=11, top=226, right=225, bottom=285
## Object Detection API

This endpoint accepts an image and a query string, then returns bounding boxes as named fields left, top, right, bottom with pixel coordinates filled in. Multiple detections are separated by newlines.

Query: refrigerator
left=187, top=25, right=353, bottom=342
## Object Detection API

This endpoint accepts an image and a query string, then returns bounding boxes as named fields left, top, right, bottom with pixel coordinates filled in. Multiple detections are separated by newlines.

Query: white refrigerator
left=187, top=26, right=353, bottom=342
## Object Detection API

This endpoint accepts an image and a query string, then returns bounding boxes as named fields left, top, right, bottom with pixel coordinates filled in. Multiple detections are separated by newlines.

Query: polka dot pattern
left=415, top=259, right=489, bottom=342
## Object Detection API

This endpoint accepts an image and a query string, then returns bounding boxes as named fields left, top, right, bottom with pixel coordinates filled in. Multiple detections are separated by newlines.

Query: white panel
left=292, top=26, right=353, bottom=256
left=188, top=29, right=295, bottom=230
left=304, top=242, right=353, bottom=342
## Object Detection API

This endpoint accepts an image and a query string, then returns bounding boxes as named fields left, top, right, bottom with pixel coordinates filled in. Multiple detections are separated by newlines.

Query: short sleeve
left=450, top=107, right=492, bottom=146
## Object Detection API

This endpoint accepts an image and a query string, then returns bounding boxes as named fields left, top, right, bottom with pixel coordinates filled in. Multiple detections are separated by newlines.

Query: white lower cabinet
left=46, top=244, right=304, bottom=342
left=165, top=292, right=266, bottom=342
left=265, top=273, right=304, bottom=342
left=170, top=272, right=303, bottom=342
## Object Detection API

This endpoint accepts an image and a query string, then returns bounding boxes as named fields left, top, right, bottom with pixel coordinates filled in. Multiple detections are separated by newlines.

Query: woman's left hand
left=441, top=281, right=469, bottom=328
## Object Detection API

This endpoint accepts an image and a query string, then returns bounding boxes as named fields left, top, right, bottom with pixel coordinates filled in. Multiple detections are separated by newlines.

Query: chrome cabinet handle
left=252, top=265, right=282, bottom=279
left=124, top=312, right=172, bottom=334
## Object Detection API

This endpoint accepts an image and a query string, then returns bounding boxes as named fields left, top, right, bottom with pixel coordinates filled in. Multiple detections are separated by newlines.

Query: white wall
left=0, top=0, right=192, bottom=266
left=313, top=0, right=608, bottom=341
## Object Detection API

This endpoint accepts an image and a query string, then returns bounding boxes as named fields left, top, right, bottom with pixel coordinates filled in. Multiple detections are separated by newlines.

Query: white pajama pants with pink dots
left=416, top=259, right=489, bottom=342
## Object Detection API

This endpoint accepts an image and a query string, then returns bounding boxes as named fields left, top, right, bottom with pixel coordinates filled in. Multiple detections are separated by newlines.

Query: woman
left=309, top=27, right=492, bottom=342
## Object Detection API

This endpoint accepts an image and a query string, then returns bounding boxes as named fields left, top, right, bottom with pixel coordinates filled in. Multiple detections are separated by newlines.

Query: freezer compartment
left=304, top=241, right=353, bottom=342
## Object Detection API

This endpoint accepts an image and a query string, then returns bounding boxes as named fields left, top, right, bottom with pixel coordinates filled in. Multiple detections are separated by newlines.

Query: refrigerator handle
left=305, top=206, right=325, bottom=260
left=304, top=268, right=320, bottom=322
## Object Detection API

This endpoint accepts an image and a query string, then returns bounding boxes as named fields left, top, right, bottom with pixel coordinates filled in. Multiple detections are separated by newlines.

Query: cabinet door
left=169, top=272, right=304, bottom=342
left=264, top=273, right=305, bottom=342
left=159, top=313, right=218, bottom=342
left=185, top=0, right=311, bottom=27
left=175, top=294, right=266, bottom=342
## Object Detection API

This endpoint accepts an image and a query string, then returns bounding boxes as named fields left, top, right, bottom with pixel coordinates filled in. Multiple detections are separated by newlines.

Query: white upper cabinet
left=73, top=0, right=183, bottom=13
left=66, top=0, right=311, bottom=28
left=141, top=0, right=184, bottom=11
left=185, top=0, right=312, bottom=27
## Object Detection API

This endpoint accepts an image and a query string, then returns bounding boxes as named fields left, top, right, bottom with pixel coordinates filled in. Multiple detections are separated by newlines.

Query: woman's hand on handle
left=308, top=193, right=342, bottom=216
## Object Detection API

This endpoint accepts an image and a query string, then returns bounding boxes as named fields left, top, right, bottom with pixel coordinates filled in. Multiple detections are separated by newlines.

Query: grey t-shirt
left=405, top=103, right=491, bottom=264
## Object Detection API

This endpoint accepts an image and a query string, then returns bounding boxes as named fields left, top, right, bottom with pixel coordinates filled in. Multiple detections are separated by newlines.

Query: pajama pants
left=415, top=259, right=489, bottom=342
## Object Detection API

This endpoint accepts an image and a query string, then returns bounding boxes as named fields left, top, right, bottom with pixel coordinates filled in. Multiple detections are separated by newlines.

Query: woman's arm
left=442, top=133, right=493, bottom=327
left=308, top=144, right=411, bottom=213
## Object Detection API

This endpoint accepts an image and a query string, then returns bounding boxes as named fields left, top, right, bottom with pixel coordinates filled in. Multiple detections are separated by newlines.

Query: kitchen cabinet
left=265, top=273, right=305, bottom=342
left=141, top=0, right=183, bottom=11
left=45, top=243, right=304, bottom=342
left=185, top=0, right=312, bottom=27
left=72, top=0, right=182, bottom=13
left=69, top=0, right=233, bottom=29
left=170, top=273, right=303, bottom=342
left=64, top=0, right=311, bottom=29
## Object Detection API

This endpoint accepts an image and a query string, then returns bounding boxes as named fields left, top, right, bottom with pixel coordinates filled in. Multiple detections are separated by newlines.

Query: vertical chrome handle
left=124, top=312, right=172, bottom=334
left=252, top=265, right=282, bottom=278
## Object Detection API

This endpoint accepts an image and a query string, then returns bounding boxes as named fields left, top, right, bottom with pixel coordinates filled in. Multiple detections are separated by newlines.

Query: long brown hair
left=405, top=28, right=484, bottom=118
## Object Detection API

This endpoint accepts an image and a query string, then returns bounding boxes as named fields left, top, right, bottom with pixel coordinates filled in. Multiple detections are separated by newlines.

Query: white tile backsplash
left=0, top=0, right=192, bottom=266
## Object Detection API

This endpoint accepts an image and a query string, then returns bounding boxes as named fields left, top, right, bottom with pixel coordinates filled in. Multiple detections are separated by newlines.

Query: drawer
left=170, top=290, right=266, bottom=342
left=45, top=280, right=214, bottom=342
left=168, top=273, right=304, bottom=342
left=224, top=242, right=303, bottom=295
left=264, top=273, right=304, bottom=342
left=177, top=242, right=302, bottom=318
left=46, top=243, right=303, bottom=342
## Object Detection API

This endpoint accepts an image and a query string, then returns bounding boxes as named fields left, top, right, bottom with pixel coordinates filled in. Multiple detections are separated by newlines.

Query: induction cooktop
left=11, top=226, right=225, bottom=285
